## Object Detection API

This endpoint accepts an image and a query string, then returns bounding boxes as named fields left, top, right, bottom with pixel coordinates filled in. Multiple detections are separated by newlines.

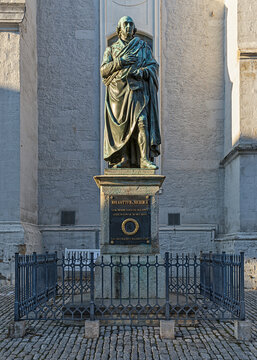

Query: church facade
left=0, top=0, right=257, bottom=287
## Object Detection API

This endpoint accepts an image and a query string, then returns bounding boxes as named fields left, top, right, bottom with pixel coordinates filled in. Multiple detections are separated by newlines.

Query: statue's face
left=119, top=16, right=135, bottom=41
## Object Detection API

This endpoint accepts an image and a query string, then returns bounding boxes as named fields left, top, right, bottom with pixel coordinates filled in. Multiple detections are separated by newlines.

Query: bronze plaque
left=109, top=195, right=151, bottom=245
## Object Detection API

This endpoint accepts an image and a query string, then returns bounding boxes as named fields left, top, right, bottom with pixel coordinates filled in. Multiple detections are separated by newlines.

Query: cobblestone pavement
left=0, top=286, right=256, bottom=360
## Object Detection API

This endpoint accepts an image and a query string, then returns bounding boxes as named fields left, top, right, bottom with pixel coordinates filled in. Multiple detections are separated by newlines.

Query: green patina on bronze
left=100, top=16, right=161, bottom=169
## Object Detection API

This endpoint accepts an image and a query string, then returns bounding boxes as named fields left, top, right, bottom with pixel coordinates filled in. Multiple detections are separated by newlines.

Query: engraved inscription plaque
left=109, top=195, right=151, bottom=245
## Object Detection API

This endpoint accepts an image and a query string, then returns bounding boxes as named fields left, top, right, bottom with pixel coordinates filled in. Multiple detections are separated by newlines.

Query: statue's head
left=116, top=16, right=137, bottom=41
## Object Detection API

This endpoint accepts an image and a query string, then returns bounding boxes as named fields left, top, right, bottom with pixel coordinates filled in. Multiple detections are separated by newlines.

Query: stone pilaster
left=0, top=0, right=43, bottom=284
left=220, top=0, right=257, bottom=263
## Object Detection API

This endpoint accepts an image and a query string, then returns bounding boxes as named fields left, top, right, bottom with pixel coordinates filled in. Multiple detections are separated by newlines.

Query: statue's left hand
left=131, top=69, right=144, bottom=80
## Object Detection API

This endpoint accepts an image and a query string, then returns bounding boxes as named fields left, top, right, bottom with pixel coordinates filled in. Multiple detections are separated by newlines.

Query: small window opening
left=61, top=211, right=76, bottom=226
left=168, top=213, right=180, bottom=226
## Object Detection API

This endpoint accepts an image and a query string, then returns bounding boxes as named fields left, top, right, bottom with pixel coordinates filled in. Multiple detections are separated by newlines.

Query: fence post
left=26, top=255, right=29, bottom=302
left=45, top=252, right=49, bottom=299
left=165, top=252, right=169, bottom=320
left=199, top=251, right=203, bottom=295
left=222, top=252, right=226, bottom=303
left=90, top=252, right=95, bottom=321
left=55, top=251, right=58, bottom=296
left=239, top=252, right=245, bottom=320
left=14, top=253, right=20, bottom=321
left=32, top=252, right=37, bottom=306
left=209, top=251, right=213, bottom=300
left=230, top=254, right=234, bottom=301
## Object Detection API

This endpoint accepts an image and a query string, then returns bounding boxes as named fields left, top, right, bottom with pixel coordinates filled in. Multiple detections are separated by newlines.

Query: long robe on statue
left=101, top=37, right=161, bottom=167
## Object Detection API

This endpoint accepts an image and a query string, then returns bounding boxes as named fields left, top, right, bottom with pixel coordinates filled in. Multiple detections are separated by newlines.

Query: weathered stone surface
left=0, top=222, right=43, bottom=285
left=245, top=258, right=257, bottom=289
left=0, top=0, right=25, bottom=24
left=221, top=0, right=257, bottom=260
left=224, top=0, right=239, bottom=156
left=42, top=226, right=100, bottom=255
left=8, top=320, right=26, bottom=338
left=238, top=0, right=257, bottom=49
left=20, top=0, right=38, bottom=225
left=37, top=0, right=100, bottom=242
left=0, top=0, right=43, bottom=283
left=85, top=320, right=99, bottom=339
left=95, top=255, right=165, bottom=299
left=234, top=320, right=252, bottom=341
left=240, top=155, right=257, bottom=232
left=160, top=320, right=176, bottom=340
left=161, top=0, right=224, bottom=231
left=0, top=18, right=22, bottom=283
left=34, top=0, right=102, bottom=249
left=159, top=225, right=216, bottom=255
left=240, top=60, right=257, bottom=141
left=0, top=31, right=20, bottom=222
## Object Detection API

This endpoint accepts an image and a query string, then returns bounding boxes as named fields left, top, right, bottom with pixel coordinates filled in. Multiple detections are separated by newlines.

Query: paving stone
left=0, top=285, right=257, bottom=359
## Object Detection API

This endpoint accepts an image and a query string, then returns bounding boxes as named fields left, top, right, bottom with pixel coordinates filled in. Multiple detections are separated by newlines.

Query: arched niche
left=100, top=0, right=161, bottom=173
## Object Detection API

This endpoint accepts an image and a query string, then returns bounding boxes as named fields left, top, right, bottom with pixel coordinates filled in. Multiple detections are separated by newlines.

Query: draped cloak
left=100, top=37, right=161, bottom=166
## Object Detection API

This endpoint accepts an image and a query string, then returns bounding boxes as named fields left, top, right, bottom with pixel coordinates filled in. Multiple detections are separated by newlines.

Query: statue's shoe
left=113, top=157, right=130, bottom=168
left=140, top=159, right=158, bottom=170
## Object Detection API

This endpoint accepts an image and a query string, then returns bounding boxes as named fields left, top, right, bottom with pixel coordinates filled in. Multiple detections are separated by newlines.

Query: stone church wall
left=24, top=0, right=257, bottom=288
left=19, top=0, right=42, bottom=256
left=0, top=0, right=256, bottom=285
left=221, top=0, right=257, bottom=261
left=0, top=31, right=20, bottom=223
left=0, top=8, right=23, bottom=283
left=20, top=0, right=39, bottom=225
left=0, top=0, right=42, bottom=283
left=36, top=0, right=227, bottom=255
left=37, top=0, right=100, bottom=250
left=159, top=0, right=225, bottom=250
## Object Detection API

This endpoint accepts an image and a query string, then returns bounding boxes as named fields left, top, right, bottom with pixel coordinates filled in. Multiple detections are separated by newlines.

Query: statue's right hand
left=120, top=54, right=137, bottom=67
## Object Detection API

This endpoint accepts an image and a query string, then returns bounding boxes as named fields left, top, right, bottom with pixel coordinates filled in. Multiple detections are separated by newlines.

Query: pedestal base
left=94, top=169, right=165, bottom=255
left=95, top=255, right=165, bottom=299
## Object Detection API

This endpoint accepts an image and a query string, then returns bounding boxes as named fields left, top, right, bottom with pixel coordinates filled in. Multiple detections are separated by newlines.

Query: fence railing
left=200, top=252, right=245, bottom=319
left=14, top=252, right=245, bottom=323
left=14, top=252, right=57, bottom=321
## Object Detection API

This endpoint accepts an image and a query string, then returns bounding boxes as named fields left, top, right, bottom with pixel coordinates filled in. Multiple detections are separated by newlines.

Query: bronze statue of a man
left=101, top=16, right=161, bottom=169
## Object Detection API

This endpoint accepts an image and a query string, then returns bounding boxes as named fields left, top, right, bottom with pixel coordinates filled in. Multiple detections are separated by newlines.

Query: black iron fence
left=200, top=252, right=245, bottom=319
left=14, top=252, right=57, bottom=321
left=14, top=252, right=245, bottom=323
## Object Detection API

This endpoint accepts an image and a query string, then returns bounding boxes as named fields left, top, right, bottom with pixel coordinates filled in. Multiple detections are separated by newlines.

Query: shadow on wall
left=224, top=5, right=233, bottom=152
left=0, top=87, right=20, bottom=221
left=0, top=87, right=20, bottom=122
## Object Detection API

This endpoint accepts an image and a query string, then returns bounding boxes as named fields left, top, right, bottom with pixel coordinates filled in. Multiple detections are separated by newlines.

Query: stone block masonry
left=245, top=258, right=257, bottom=289
left=37, top=0, right=100, bottom=230
left=0, top=0, right=43, bottom=284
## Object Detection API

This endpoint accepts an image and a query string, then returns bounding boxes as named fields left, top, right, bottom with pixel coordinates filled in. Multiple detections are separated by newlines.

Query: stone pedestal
left=94, top=169, right=165, bottom=300
left=94, top=169, right=165, bottom=255
left=95, top=254, right=165, bottom=299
